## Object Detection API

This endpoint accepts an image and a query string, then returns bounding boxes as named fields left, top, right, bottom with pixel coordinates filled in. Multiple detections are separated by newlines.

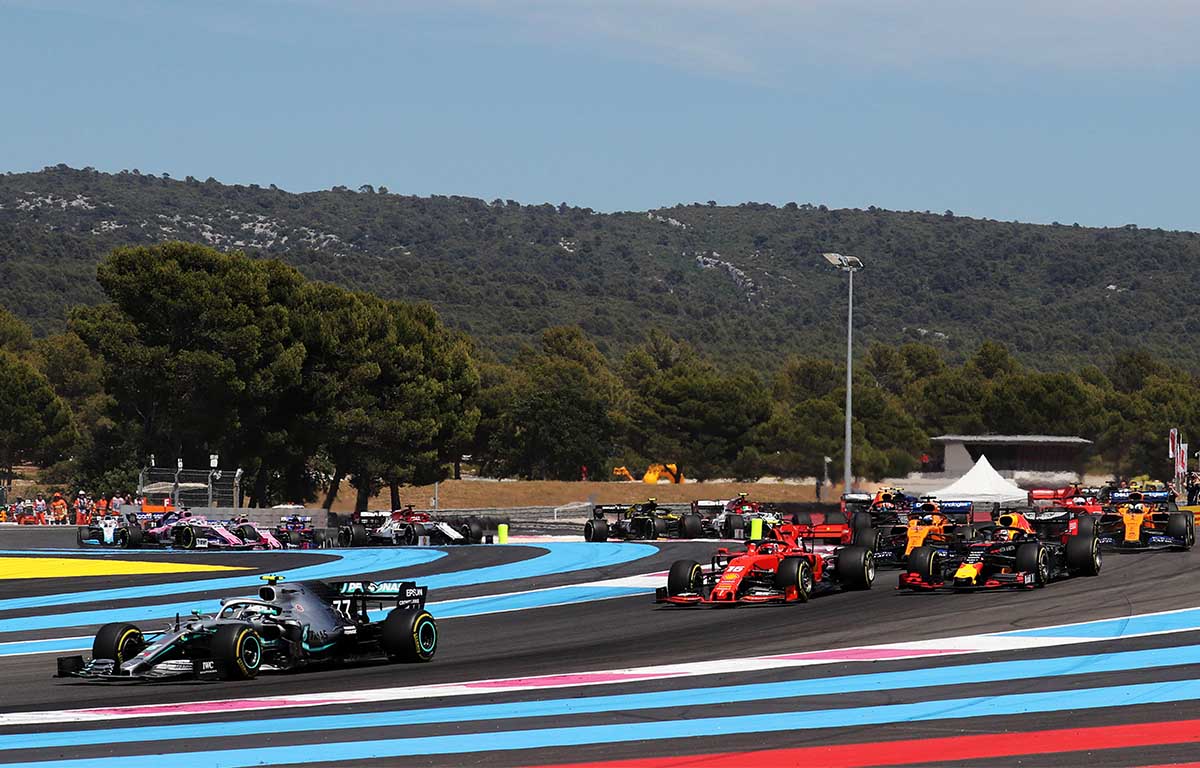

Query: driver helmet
left=993, top=527, right=1013, bottom=541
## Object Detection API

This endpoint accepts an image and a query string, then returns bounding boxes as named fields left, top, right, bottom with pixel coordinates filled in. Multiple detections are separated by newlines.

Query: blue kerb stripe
left=1000, top=608, right=1200, bottom=638
left=9, top=641, right=1200, bottom=753
left=7, top=678, right=1200, bottom=767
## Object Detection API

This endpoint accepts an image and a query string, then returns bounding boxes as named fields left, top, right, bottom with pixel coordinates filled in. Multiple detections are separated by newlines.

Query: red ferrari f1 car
left=656, top=522, right=875, bottom=606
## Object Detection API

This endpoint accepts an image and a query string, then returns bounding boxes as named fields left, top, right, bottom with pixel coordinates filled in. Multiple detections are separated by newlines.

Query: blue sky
left=3, top=1, right=1198, bottom=230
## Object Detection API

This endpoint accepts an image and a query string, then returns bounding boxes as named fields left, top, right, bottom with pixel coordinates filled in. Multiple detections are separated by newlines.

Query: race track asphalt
left=0, top=538, right=1198, bottom=767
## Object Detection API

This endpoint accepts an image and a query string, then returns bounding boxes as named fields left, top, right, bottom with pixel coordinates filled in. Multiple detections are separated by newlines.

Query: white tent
left=930, top=454, right=1027, bottom=505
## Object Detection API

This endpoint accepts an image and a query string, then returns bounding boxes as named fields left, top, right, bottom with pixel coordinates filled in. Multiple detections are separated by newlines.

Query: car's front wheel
left=93, top=622, right=144, bottom=664
left=212, top=623, right=263, bottom=680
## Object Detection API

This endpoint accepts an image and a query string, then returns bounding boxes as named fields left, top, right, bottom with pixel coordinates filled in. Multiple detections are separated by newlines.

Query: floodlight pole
left=822, top=253, right=864, bottom=493
left=844, top=267, right=854, bottom=493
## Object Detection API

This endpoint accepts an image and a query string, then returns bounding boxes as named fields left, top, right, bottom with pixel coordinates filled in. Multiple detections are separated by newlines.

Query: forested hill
left=3, top=165, right=1199, bottom=368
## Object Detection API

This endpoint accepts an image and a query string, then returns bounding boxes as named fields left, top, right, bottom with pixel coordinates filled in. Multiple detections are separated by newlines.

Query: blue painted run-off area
left=0, top=542, right=656, bottom=636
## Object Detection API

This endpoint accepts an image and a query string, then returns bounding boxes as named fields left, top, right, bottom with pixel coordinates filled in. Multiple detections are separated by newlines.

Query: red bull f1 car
left=899, top=508, right=1102, bottom=592
left=656, top=522, right=875, bottom=606
left=56, top=576, right=437, bottom=681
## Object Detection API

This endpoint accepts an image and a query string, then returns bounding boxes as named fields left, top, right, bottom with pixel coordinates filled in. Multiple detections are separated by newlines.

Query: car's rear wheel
left=381, top=608, right=438, bottom=662
left=286, top=530, right=303, bottom=547
left=93, top=622, right=144, bottom=664
left=667, top=559, right=703, bottom=596
left=679, top=514, right=704, bottom=539
left=123, top=526, right=143, bottom=549
left=583, top=518, right=608, bottom=542
left=838, top=544, right=875, bottom=590
left=907, top=546, right=939, bottom=579
left=1067, top=533, right=1102, bottom=576
left=212, top=624, right=263, bottom=680
left=774, top=558, right=813, bottom=602
left=1075, top=515, right=1097, bottom=539
left=1016, top=543, right=1049, bottom=586
left=174, top=525, right=196, bottom=549
left=462, top=517, right=484, bottom=544
left=653, top=517, right=670, bottom=538
left=348, top=523, right=368, bottom=547
left=723, top=514, right=744, bottom=539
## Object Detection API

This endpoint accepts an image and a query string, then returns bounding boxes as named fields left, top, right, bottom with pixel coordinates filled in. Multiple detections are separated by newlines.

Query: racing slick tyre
left=93, top=622, right=145, bottom=664
left=381, top=608, right=438, bottom=662
left=1016, top=543, right=1050, bottom=587
left=338, top=523, right=368, bottom=547
left=1166, top=513, right=1194, bottom=550
left=774, top=558, right=813, bottom=603
left=583, top=518, right=609, bottom=542
left=722, top=514, right=744, bottom=539
left=653, top=517, right=670, bottom=538
left=837, top=544, right=875, bottom=590
left=667, top=559, right=703, bottom=596
left=852, top=525, right=880, bottom=552
left=463, top=517, right=484, bottom=544
left=907, top=546, right=939, bottom=580
left=212, top=623, right=263, bottom=680
left=174, top=525, right=197, bottom=550
left=122, top=525, right=143, bottom=549
left=851, top=512, right=873, bottom=538
left=321, top=528, right=337, bottom=548
left=76, top=526, right=88, bottom=546
left=409, top=523, right=428, bottom=544
left=1075, top=515, right=1098, bottom=539
left=1066, top=533, right=1102, bottom=576
left=630, top=517, right=655, bottom=540
left=286, top=530, right=303, bottom=547
left=679, top=514, right=704, bottom=539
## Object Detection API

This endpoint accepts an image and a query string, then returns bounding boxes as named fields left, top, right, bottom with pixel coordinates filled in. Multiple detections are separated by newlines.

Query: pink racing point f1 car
left=143, top=511, right=259, bottom=550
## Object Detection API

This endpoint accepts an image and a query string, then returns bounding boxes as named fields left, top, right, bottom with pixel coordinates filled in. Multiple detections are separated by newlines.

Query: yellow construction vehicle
left=612, top=463, right=684, bottom=484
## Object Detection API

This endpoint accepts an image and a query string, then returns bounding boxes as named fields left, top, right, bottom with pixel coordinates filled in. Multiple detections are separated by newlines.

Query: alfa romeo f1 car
left=339, top=507, right=484, bottom=547
left=1096, top=491, right=1195, bottom=551
left=899, top=509, right=1102, bottom=592
left=56, top=576, right=437, bottom=681
left=656, top=522, right=875, bottom=606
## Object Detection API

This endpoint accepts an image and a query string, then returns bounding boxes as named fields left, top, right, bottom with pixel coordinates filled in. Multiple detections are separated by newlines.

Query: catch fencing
left=137, top=467, right=242, bottom=509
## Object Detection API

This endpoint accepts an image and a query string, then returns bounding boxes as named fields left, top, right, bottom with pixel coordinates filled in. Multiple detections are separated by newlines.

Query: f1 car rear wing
left=332, top=580, right=428, bottom=611
left=280, top=515, right=314, bottom=523
left=1109, top=490, right=1171, bottom=504
left=592, top=504, right=629, bottom=518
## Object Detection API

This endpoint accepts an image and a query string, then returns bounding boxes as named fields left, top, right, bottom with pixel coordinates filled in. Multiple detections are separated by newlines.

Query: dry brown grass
left=327, top=479, right=861, bottom=511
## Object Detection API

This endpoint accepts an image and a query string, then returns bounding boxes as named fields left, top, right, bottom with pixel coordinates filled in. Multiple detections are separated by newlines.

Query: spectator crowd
left=1, top=491, right=169, bottom=525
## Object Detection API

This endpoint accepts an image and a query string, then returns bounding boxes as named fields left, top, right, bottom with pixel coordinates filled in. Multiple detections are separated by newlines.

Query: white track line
left=8, top=602, right=1200, bottom=726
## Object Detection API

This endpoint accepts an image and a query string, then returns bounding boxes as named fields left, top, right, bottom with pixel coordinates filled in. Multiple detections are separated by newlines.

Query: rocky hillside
left=3, top=165, right=1199, bottom=368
